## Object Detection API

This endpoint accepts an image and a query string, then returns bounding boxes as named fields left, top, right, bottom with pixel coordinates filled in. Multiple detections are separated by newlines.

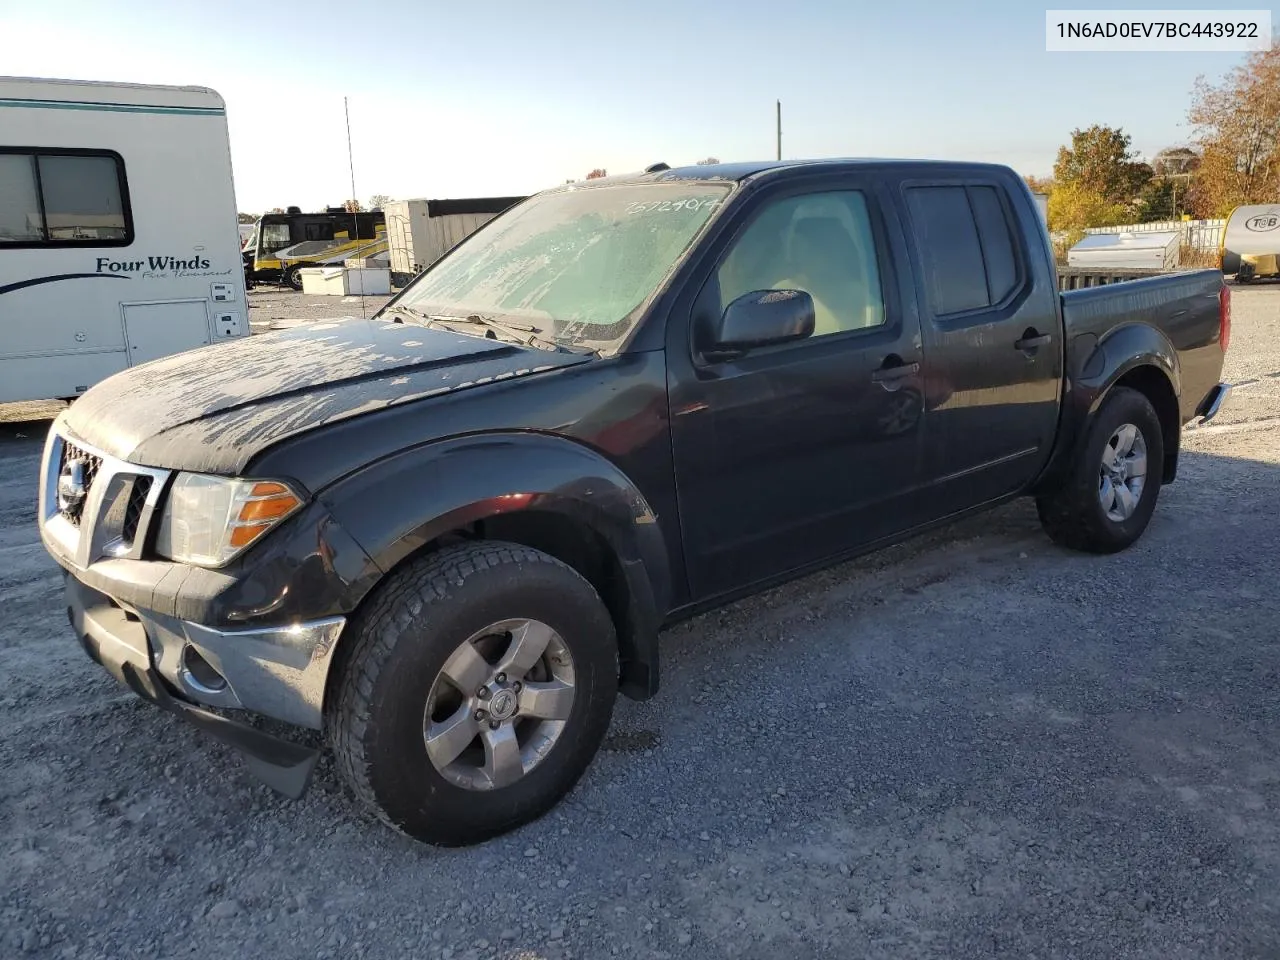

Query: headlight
left=155, top=473, right=303, bottom=566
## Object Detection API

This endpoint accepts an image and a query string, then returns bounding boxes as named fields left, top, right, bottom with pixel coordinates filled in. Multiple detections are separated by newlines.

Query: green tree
left=1187, top=44, right=1280, bottom=217
left=1053, top=125, right=1152, bottom=204
left=1134, top=179, right=1176, bottom=222
left=1024, top=175, right=1054, bottom=195
left=1047, top=180, right=1130, bottom=235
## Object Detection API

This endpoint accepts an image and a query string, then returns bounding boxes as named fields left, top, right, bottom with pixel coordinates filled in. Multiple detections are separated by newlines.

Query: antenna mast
left=776, top=100, right=782, bottom=161
left=344, top=96, right=368, bottom=317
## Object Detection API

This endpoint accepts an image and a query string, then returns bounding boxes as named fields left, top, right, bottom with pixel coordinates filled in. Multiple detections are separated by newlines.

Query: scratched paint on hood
left=62, top=316, right=589, bottom=473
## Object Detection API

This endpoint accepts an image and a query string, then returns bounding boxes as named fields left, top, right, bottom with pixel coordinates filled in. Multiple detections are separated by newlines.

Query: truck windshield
left=392, top=182, right=733, bottom=349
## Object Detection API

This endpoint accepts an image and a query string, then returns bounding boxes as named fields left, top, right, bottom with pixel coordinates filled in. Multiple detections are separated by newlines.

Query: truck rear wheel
left=330, top=542, right=618, bottom=846
left=1036, top=386, right=1164, bottom=554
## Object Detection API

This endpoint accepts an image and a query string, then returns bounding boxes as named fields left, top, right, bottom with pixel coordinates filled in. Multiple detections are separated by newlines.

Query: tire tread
left=330, top=541, right=594, bottom=837
left=1036, top=386, right=1164, bottom=554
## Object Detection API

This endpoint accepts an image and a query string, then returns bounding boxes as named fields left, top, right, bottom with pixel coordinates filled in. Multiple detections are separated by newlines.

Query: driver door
left=666, top=179, right=927, bottom=601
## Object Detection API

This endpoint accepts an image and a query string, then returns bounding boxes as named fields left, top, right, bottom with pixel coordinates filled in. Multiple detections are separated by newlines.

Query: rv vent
left=644, top=162, right=671, bottom=174
left=286, top=206, right=302, bottom=215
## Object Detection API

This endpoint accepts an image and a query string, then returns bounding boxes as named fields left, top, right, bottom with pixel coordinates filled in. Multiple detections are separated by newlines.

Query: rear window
left=0, top=149, right=131, bottom=247
left=905, top=183, right=1023, bottom=317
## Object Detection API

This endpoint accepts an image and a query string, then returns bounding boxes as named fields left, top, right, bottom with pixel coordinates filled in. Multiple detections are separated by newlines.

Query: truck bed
left=1060, top=269, right=1226, bottom=424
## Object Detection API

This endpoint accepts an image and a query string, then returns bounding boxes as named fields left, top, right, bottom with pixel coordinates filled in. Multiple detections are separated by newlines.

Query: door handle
left=870, top=360, right=919, bottom=386
left=1015, top=332, right=1052, bottom=352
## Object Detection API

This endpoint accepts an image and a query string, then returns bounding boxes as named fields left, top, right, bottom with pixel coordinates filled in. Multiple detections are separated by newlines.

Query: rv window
left=0, top=154, right=43, bottom=242
left=0, top=149, right=131, bottom=247
left=305, top=222, right=335, bottom=242
left=39, top=156, right=128, bottom=241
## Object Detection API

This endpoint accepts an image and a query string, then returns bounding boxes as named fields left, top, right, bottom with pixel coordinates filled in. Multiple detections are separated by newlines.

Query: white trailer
left=384, top=196, right=525, bottom=287
left=0, top=77, right=247, bottom=404
left=1220, top=203, right=1280, bottom=280
left=1067, top=230, right=1181, bottom=271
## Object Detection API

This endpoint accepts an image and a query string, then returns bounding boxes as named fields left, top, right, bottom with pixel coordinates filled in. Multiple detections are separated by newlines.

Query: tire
left=284, top=265, right=306, bottom=291
left=330, top=541, right=618, bottom=846
left=1036, top=386, right=1164, bottom=554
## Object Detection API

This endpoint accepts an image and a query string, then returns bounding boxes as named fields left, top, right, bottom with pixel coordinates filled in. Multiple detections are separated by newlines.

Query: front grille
left=59, top=440, right=104, bottom=527
left=122, top=477, right=152, bottom=545
left=42, top=430, right=171, bottom=565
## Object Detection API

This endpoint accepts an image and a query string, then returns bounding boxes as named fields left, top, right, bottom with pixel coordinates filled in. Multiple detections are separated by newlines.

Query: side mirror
left=706, top=289, right=815, bottom=360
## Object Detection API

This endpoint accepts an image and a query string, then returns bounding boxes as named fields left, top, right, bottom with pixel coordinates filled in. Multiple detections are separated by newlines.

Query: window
left=0, top=149, right=130, bottom=246
left=905, top=184, right=1023, bottom=316
left=304, top=221, right=335, bottom=242
left=0, top=155, right=42, bottom=242
left=716, top=191, right=885, bottom=337
left=260, top=222, right=292, bottom=254
left=969, top=187, right=1018, bottom=303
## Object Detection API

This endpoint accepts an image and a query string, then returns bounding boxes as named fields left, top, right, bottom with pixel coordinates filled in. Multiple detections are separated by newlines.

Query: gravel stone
left=2, top=286, right=1280, bottom=958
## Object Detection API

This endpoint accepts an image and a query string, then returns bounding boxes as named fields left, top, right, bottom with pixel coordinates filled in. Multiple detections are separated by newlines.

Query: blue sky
left=4, top=0, right=1267, bottom=212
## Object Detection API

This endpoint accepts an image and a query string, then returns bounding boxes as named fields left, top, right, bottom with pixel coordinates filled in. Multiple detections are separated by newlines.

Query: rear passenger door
left=900, top=179, right=1062, bottom=513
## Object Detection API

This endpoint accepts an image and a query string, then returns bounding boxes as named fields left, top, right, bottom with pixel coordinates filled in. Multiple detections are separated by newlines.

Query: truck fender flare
left=1079, top=322, right=1181, bottom=419
left=1037, top=324, right=1181, bottom=494
left=318, top=431, right=672, bottom=699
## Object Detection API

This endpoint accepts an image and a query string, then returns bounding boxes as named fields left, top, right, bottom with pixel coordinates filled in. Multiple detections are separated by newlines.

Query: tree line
left=1031, top=44, right=1278, bottom=237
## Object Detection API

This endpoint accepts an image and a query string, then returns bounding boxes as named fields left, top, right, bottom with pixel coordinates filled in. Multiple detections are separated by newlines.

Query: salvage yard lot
left=2, top=286, right=1279, bottom=959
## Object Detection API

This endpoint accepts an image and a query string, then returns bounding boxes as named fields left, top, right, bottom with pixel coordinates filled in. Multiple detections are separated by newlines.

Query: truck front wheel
left=330, top=542, right=618, bottom=846
left=1036, top=386, right=1164, bottom=554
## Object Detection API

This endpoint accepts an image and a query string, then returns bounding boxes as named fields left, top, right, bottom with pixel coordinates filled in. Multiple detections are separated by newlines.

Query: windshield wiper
left=383, top=303, right=436, bottom=326
left=426, top=313, right=572, bottom=353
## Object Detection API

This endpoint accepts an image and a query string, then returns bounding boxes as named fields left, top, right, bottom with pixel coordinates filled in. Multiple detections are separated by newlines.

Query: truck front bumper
left=65, top=572, right=343, bottom=798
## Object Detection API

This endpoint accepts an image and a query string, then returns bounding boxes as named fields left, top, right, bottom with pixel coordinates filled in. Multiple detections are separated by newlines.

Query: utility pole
left=776, top=100, right=782, bottom=161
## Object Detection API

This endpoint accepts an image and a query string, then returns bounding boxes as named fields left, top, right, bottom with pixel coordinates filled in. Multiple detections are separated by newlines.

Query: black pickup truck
left=39, top=159, right=1230, bottom=846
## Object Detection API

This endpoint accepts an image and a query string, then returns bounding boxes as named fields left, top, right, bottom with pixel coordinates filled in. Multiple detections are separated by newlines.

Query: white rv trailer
left=0, top=77, right=247, bottom=404
left=1220, top=203, right=1280, bottom=281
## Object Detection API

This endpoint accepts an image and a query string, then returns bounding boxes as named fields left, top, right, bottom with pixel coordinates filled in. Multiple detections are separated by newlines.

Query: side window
left=0, top=150, right=130, bottom=246
left=905, top=183, right=1023, bottom=316
left=969, top=186, right=1018, bottom=303
left=305, top=221, right=335, bottom=241
left=904, top=186, right=987, bottom=315
left=716, top=190, right=885, bottom=337
left=0, top=155, right=42, bottom=242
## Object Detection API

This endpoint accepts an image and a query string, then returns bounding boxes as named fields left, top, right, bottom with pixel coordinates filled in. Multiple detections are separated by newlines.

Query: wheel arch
left=1083, top=319, right=1181, bottom=484
left=320, top=432, right=673, bottom=705
left=1107, top=364, right=1180, bottom=482
left=1044, top=323, right=1183, bottom=490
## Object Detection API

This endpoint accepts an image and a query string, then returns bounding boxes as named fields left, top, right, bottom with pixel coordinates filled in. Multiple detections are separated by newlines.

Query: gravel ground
left=244, top=287, right=394, bottom=331
left=1, top=287, right=1279, bottom=959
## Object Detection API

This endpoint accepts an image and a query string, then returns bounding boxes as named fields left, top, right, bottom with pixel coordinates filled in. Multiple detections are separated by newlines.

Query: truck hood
left=61, top=316, right=590, bottom=474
